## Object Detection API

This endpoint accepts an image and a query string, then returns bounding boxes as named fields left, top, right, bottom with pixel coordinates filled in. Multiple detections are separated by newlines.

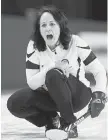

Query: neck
left=47, top=40, right=60, bottom=50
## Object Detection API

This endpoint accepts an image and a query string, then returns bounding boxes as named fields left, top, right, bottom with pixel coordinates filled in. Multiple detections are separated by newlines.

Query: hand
left=55, top=59, right=72, bottom=77
left=89, top=91, right=106, bottom=118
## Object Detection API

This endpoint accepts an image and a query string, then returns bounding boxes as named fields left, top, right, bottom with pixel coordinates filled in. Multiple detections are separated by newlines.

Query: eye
left=50, top=22, right=55, bottom=26
left=41, top=24, right=46, bottom=28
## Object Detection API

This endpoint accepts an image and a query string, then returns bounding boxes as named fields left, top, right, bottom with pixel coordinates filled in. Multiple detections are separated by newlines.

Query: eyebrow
left=40, top=22, right=46, bottom=24
left=40, top=21, right=55, bottom=24
left=50, top=21, right=55, bottom=22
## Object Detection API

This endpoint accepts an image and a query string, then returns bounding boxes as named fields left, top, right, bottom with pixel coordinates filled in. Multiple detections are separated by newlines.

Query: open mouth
left=46, top=34, right=53, bottom=40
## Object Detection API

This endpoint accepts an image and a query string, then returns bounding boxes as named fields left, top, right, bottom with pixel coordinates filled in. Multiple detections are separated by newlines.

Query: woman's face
left=40, top=12, right=60, bottom=49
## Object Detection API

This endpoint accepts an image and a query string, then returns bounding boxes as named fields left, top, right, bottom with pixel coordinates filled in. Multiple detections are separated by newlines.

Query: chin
left=47, top=43, right=55, bottom=47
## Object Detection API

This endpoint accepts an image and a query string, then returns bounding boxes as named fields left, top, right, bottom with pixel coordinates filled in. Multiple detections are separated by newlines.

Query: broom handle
left=67, top=110, right=90, bottom=131
left=67, top=96, right=108, bottom=132
left=67, top=97, right=108, bottom=132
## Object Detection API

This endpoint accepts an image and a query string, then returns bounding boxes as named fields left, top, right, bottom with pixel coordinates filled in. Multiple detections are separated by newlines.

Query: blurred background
left=1, top=0, right=107, bottom=90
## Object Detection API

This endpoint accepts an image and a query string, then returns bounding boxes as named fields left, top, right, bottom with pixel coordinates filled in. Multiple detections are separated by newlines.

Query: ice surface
left=1, top=91, right=108, bottom=140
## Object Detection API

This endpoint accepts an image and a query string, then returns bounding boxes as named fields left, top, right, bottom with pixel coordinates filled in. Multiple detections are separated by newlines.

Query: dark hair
left=32, top=5, right=72, bottom=51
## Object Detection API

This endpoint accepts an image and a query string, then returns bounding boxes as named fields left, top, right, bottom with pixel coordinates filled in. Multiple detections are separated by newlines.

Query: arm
left=26, top=40, right=50, bottom=90
left=76, top=35, right=107, bottom=93
left=85, top=58, right=107, bottom=93
left=76, top=35, right=107, bottom=118
left=26, top=69, right=48, bottom=90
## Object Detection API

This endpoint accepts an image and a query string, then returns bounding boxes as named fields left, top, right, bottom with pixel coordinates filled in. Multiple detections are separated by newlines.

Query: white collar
left=46, top=43, right=63, bottom=53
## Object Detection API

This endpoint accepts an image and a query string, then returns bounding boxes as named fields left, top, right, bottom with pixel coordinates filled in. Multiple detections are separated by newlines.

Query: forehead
left=40, top=12, right=56, bottom=23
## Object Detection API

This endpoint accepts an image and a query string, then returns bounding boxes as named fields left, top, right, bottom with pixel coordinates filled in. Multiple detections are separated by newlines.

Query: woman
left=7, top=5, right=107, bottom=138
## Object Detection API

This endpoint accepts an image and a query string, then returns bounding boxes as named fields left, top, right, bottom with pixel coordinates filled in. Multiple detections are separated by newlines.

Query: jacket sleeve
left=26, top=40, right=48, bottom=90
left=76, top=35, right=107, bottom=93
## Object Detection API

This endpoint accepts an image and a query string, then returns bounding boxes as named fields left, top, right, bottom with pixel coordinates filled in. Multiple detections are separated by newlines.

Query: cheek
left=54, top=26, right=60, bottom=37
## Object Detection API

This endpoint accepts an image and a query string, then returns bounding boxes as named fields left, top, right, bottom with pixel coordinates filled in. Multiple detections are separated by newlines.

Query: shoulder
left=26, top=40, right=39, bottom=57
left=27, top=40, right=35, bottom=54
left=72, top=35, right=89, bottom=48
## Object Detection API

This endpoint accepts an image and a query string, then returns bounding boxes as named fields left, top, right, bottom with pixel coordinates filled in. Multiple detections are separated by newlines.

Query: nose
left=46, top=25, right=51, bottom=32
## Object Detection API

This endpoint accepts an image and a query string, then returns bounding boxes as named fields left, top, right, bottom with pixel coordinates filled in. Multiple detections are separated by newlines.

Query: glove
left=89, top=91, right=106, bottom=118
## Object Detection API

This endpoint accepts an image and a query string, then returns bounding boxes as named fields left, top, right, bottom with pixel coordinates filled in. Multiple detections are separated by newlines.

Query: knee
left=46, top=68, right=63, bottom=82
left=7, top=93, right=22, bottom=118
left=7, top=90, right=28, bottom=118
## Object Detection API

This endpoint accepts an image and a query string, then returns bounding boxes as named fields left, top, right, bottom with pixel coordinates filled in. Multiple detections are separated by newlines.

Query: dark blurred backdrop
left=1, top=0, right=107, bottom=90
left=1, top=0, right=107, bottom=20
